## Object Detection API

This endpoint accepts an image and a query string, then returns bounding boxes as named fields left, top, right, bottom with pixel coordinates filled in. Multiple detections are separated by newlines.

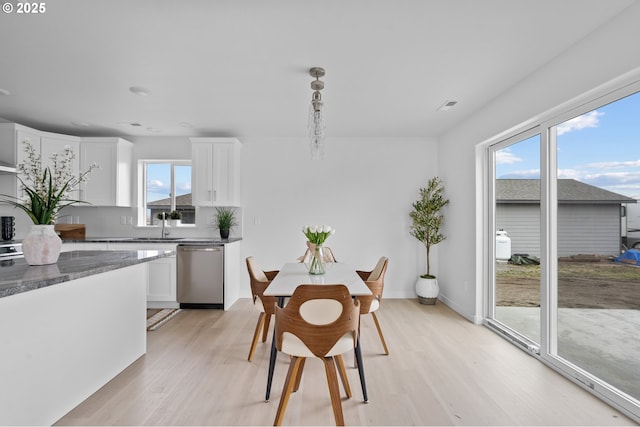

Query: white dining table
left=263, top=262, right=372, bottom=297
left=263, top=262, right=372, bottom=403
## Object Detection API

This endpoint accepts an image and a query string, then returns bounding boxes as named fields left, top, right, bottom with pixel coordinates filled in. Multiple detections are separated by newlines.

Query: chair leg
left=354, top=321, right=361, bottom=369
left=371, top=312, right=389, bottom=355
left=334, top=355, right=352, bottom=398
left=274, top=356, right=304, bottom=426
left=262, top=313, right=272, bottom=343
left=248, top=312, right=265, bottom=362
left=322, top=357, right=345, bottom=426
left=293, top=357, right=306, bottom=392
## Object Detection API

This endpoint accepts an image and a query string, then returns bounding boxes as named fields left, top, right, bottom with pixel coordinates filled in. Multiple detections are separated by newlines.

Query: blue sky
left=146, top=163, right=192, bottom=202
left=496, top=90, right=640, bottom=199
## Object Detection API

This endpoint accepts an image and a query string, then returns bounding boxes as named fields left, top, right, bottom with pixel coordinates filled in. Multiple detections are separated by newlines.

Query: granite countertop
left=62, top=237, right=242, bottom=244
left=0, top=250, right=174, bottom=299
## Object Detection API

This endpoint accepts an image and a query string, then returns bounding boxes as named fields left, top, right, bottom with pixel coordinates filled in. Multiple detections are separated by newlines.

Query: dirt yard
left=496, top=256, right=640, bottom=309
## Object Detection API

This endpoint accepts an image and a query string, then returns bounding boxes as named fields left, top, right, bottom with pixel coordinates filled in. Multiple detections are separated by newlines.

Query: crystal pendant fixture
left=308, top=67, right=326, bottom=160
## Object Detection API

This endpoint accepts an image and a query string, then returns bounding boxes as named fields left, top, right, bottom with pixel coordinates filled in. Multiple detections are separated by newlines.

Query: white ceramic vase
left=415, top=276, right=439, bottom=305
left=22, top=224, right=63, bottom=265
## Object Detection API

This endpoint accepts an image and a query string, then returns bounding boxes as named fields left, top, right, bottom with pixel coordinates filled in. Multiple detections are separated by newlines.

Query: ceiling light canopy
left=308, top=67, right=326, bottom=160
left=129, top=86, right=151, bottom=96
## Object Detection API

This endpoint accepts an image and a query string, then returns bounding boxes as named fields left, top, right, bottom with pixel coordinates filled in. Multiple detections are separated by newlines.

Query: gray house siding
left=496, top=204, right=540, bottom=256
left=557, top=204, right=621, bottom=256
left=496, top=179, right=632, bottom=258
left=496, top=204, right=621, bottom=257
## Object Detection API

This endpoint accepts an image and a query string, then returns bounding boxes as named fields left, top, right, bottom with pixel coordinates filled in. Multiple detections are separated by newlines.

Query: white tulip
left=310, top=225, right=318, bottom=233
left=322, top=225, right=332, bottom=233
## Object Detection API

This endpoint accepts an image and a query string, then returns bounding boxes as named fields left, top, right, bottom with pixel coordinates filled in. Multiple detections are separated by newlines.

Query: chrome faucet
left=161, top=219, right=170, bottom=238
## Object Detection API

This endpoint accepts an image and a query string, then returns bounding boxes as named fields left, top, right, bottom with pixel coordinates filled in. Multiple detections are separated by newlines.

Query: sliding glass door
left=551, top=92, right=640, bottom=404
left=488, top=84, right=640, bottom=418
left=489, top=132, right=541, bottom=348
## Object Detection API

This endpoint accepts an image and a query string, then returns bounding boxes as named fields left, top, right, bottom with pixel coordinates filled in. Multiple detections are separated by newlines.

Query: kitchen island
left=0, top=250, right=173, bottom=426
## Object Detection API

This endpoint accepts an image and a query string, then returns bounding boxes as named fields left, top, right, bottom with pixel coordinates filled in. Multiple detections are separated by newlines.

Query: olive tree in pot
left=409, top=177, right=449, bottom=305
left=213, top=207, right=238, bottom=239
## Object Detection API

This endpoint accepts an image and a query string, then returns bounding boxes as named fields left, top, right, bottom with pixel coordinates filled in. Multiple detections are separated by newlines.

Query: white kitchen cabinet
left=107, top=242, right=177, bottom=306
left=0, top=123, right=80, bottom=200
left=40, top=134, right=80, bottom=177
left=61, top=242, right=109, bottom=252
left=60, top=242, right=87, bottom=252
left=79, top=138, right=133, bottom=207
left=190, top=137, right=241, bottom=206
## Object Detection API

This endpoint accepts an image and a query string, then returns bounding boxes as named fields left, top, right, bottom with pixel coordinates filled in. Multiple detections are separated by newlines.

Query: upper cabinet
left=0, top=123, right=80, bottom=200
left=190, top=137, right=241, bottom=206
left=80, top=137, right=133, bottom=207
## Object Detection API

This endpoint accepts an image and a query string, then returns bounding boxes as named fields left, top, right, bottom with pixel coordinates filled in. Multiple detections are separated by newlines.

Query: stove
left=0, top=242, right=22, bottom=260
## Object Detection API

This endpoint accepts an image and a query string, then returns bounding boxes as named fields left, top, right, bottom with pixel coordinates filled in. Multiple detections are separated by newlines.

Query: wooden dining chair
left=356, top=257, right=390, bottom=355
left=246, top=257, right=279, bottom=362
left=273, top=284, right=360, bottom=426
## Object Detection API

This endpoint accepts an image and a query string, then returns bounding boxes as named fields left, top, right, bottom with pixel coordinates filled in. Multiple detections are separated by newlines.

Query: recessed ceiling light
left=129, top=86, right=151, bottom=96
left=437, top=100, right=458, bottom=111
left=179, top=122, right=194, bottom=128
left=147, top=127, right=162, bottom=133
left=71, top=121, right=90, bottom=128
left=0, top=88, right=10, bottom=96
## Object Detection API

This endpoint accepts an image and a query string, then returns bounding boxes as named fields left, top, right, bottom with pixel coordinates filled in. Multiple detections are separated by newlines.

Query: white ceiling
left=0, top=0, right=635, bottom=139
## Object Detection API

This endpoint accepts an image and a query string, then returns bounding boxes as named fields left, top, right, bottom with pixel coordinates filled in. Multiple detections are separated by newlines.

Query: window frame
left=139, top=159, right=194, bottom=227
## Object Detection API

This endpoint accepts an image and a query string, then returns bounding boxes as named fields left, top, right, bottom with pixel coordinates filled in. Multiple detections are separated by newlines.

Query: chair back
left=275, top=284, right=359, bottom=358
left=357, top=257, right=388, bottom=314
left=246, top=257, right=278, bottom=315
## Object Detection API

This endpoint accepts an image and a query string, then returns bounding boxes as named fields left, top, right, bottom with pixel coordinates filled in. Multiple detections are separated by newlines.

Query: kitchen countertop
left=0, top=249, right=173, bottom=299
left=62, top=237, right=242, bottom=244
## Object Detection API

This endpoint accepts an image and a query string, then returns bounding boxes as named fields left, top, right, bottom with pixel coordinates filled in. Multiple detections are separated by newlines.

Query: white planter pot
left=170, top=219, right=181, bottom=227
left=415, top=277, right=439, bottom=305
left=22, top=224, right=63, bottom=265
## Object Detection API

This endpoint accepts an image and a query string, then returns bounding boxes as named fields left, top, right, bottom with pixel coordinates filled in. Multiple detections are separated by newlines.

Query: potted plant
left=156, top=212, right=168, bottom=223
left=0, top=139, right=97, bottom=265
left=169, top=210, right=182, bottom=226
left=409, top=176, right=449, bottom=304
left=213, top=207, right=238, bottom=239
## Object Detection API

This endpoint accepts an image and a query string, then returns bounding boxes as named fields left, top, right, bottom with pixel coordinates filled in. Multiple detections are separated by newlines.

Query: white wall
left=437, top=2, right=640, bottom=323
left=239, top=136, right=437, bottom=299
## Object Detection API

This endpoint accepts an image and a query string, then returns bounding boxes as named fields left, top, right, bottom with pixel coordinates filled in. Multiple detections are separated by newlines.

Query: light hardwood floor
left=56, top=299, right=636, bottom=426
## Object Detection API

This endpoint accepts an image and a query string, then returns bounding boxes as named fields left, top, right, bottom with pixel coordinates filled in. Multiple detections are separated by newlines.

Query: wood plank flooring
left=56, top=299, right=635, bottom=426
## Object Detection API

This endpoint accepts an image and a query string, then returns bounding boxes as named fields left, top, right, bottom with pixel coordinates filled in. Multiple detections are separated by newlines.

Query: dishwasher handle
left=178, top=246, right=222, bottom=252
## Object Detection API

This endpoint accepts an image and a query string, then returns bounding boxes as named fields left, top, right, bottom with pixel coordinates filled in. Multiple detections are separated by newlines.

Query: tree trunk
left=426, top=245, right=431, bottom=276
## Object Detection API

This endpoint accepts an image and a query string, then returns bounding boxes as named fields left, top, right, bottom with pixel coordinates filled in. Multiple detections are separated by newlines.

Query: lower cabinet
left=146, top=256, right=177, bottom=306
left=62, top=242, right=177, bottom=307
left=61, top=243, right=87, bottom=252
left=107, top=243, right=177, bottom=308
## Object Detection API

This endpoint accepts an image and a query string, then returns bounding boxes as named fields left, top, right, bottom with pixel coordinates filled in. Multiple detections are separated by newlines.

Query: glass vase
left=308, top=244, right=326, bottom=275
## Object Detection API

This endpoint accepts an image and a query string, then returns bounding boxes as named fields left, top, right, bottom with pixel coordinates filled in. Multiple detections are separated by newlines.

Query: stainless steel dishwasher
left=177, top=244, right=224, bottom=309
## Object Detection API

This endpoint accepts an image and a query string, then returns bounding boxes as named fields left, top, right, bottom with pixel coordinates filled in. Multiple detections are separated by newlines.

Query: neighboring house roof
left=147, top=193, right=193, bottom=207
left=496, top=179, right=636, bottom=204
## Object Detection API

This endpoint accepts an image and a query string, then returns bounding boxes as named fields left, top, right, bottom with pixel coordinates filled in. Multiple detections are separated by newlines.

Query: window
left=143, top=161, right=194, bottom=225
